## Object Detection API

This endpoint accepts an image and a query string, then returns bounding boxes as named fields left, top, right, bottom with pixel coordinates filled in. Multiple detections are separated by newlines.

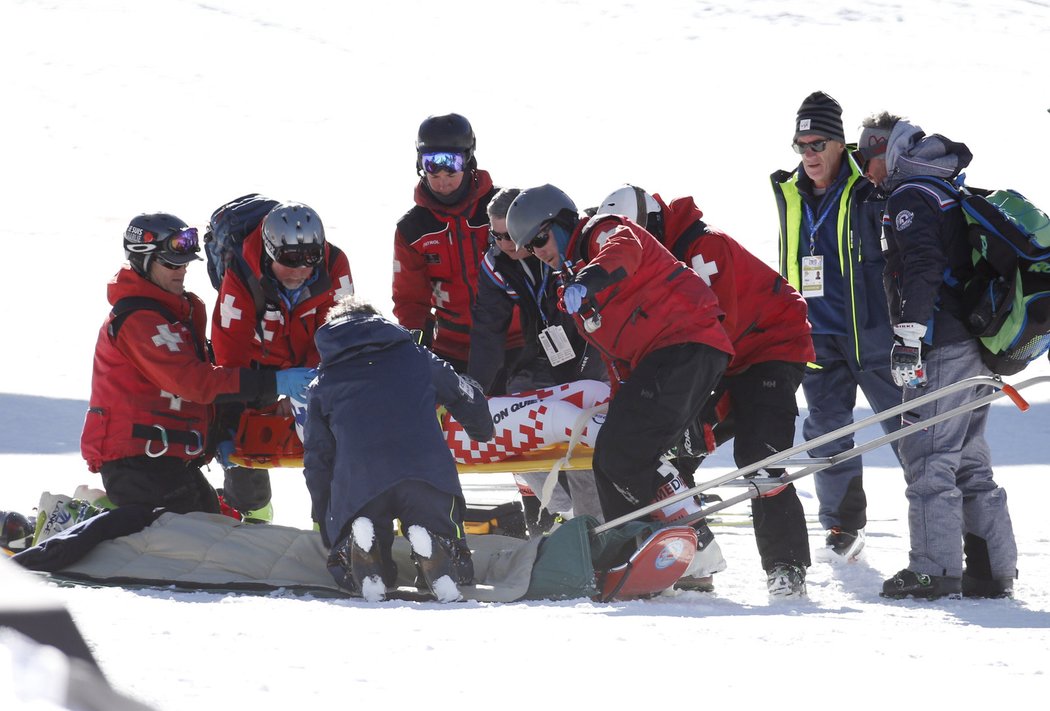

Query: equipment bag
left=920, top=178, right=1050, bottom=375
left=203, top=193, right=280, bottom=291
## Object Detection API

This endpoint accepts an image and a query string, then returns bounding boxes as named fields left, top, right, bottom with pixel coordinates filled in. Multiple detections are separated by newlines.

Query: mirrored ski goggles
left=164, top=227, right=200, bottom=254
left=525, top=224, right=553, bottom=254
left=421, top=151, right=466, bottom=174
left=792, top=138, right=831, bottom=154
left=273, top=244, right=323, bottom=268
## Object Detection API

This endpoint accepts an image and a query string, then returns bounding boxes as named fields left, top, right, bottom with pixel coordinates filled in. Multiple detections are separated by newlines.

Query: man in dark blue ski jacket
left=303, top=296, right=493, bottom=602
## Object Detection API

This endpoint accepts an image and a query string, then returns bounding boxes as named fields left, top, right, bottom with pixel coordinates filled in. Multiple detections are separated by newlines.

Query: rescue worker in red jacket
left=506, top=184, right=733, bottom=587
left=81, top=213, right=314, bottom=514
left=392, top=113, right=522, bottom=389
left=599, top=185, right=815, bottom=597
left=210, top=202, right=354, bottom=522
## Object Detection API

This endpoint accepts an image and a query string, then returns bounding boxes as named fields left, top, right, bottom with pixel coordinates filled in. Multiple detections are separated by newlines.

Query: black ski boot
left=407, top=526, right=473, bottom=603
left=881, top=569, right=961, bottom=600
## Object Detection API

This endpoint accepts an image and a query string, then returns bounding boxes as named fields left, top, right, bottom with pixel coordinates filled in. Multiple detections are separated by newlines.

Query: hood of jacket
left=884, top=119, right=972, bottom=190
left=413, top=169, right=495, bottom=217
left=314, top=312, right=415, bottom=369
left=107, top=264, right=195, bottom=320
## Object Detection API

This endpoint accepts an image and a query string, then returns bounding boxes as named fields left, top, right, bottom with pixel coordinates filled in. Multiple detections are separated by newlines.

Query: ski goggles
left=273, top=243, right=324, bottom=268
left=164, top=227, right=200, bottom=254
left=155, top=228, right=201, bottom=268
left=792, top=138, right=832, bottom=154
left=421, top=151, right=466, bottom=174
left=525, top=224, right=552, bottom=254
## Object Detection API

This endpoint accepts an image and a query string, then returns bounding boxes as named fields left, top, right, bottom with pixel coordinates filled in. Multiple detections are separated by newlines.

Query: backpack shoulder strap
left=108, top=297, right=208, bottom=361
left=108, top=297, right=178, bottom=339
left=669, top=219, right=709, bottom=262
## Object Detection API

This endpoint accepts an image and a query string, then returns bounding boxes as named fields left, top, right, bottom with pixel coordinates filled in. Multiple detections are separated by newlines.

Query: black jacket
left=468, top=244, right=604, bottom=394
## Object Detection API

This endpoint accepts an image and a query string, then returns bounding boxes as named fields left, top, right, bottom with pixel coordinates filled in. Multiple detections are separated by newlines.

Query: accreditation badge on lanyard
left=540, top=324, right=575, bottom=366
left=801, top=255, right=825, bottom=298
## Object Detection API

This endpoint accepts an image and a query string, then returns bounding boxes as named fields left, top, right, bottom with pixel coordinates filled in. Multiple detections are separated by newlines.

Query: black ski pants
left=593, top=342, right=728, bottom=522
left=720, top=360, right=811, bottom=570
left=101, top=455, right=220, bottom=515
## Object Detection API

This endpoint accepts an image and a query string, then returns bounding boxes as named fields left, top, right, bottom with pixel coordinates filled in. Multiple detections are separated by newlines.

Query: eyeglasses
left=525, top=225, right=552, bottom=254
left=792, top=139, right=831, bottom=154
left=489, top=227, right=512, bottom=242
left=273, top=244, right=323, bottom=268
left=421, top=151, right=466, bottom=175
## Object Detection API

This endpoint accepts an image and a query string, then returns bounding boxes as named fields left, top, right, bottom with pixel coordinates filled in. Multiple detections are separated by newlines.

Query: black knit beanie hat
left=794, top=91, right=845, bottom=144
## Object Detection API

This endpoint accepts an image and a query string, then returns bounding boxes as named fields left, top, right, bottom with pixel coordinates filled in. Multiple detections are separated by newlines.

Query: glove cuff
left=893, top=322, right=928, bottom=346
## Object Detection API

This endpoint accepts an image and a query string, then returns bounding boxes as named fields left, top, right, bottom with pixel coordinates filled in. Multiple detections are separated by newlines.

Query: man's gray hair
left=487, top=187, right=522, bottom=221
left=862, top=111, right=903, bottom=130
left=326, top=294, right=379, bottom=324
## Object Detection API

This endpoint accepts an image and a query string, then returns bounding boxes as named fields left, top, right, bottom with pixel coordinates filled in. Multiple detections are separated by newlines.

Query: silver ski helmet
left=261, top=202, right=326, bottom=268
left=506, top=184, right=579, bottom=255
left=123, top=213, right=201, bottom=276
left=415, top=113, right=477, bottom=173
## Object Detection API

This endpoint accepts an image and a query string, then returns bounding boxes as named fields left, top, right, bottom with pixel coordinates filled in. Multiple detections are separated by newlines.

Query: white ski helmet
left=599, top=185, right=663, bottom=231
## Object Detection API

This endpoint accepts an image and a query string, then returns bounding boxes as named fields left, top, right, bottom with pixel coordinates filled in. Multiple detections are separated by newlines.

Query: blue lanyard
left=802, top=177, right=847, bottom=255
left=521, top=260, right=551, bottom=327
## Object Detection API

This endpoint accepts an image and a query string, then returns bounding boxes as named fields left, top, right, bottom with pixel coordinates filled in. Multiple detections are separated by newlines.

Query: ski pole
left=593, top=374, right=1047, bottom=534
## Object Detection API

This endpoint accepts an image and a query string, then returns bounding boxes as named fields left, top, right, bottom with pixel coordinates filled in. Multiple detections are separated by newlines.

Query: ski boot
left=407, top=526, right=473, bottom=603
left=675, top=519, right=727, bottom=592
left=767, top=562, right=807, bottom=597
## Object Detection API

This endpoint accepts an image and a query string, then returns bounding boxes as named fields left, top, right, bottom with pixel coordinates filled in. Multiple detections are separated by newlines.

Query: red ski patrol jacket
left=656, top=194, right=815, bottom=376
left=565, top=214, right=734, bottom=390
left=392, top=169, right=523, bottom=363
left=211, top=226, right=354, bottom=369
left=81, top=266, right=244, bottom=471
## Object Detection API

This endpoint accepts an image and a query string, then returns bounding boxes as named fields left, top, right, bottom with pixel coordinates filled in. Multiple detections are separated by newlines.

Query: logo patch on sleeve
left=895, top=210, right=914, bottom=231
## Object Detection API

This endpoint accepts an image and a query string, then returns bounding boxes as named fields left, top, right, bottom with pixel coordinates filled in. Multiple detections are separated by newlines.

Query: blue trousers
left=802, top=334, right=903, bottom=531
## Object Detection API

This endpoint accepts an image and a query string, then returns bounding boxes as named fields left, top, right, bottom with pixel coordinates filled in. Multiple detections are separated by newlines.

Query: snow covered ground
left=3, top=0, right=1050, bottom=707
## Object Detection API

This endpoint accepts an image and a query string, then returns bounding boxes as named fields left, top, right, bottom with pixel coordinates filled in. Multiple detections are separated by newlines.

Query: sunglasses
left=273, top=244, right=323, bottom=268
left=792, top=138, right=831, bottom=154
left=421, top=151, right=466, bottom=175
left=525, top=225, right=552, bottom=254
left=489, top=227, right=512, bottom=242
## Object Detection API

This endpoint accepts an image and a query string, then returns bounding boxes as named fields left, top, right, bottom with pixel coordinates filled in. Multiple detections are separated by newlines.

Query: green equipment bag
left=920, top=178, right=1050, bottom=375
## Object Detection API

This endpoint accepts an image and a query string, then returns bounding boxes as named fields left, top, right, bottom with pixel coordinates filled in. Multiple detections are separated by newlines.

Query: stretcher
left=594, top=374, right=1050, bottom=534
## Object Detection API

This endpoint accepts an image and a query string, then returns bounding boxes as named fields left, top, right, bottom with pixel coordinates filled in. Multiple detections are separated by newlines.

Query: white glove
left=891, top=322, right=929, bottom=388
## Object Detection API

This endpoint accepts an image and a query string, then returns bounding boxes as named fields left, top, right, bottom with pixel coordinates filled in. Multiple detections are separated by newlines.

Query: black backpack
left=918, top=178, right=1050, bottom=375
left=203, top=194, right=280, bottom=291
left=203, top=194, right=279, bottom=338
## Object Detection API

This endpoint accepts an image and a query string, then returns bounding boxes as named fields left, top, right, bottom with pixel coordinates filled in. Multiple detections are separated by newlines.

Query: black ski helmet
left=415, top=113, right=477, bottom=173
left=123, top=212, right=201, bottom=276
left=506, top=184, right=579, bottom=252
left=1, top=510, right=33, bottom=552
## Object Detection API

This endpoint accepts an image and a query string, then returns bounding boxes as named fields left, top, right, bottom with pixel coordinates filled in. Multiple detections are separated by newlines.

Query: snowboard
left=595, top=525, right=697, bottom=602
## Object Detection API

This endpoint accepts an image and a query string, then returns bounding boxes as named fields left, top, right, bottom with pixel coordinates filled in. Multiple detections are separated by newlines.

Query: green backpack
left=920, top=178, right=1050, bottom=375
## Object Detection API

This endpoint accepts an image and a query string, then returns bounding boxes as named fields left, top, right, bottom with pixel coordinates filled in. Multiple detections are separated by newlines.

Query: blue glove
left=275, top=367, right=316, bottom=399
left=216, top=439, right=236, bottom=469
left=562, top=283, right=588, bottom=315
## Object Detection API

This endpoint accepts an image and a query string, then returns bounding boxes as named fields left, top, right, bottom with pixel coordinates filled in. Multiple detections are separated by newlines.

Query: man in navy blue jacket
left=303, top=296, right=494, bottom=602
